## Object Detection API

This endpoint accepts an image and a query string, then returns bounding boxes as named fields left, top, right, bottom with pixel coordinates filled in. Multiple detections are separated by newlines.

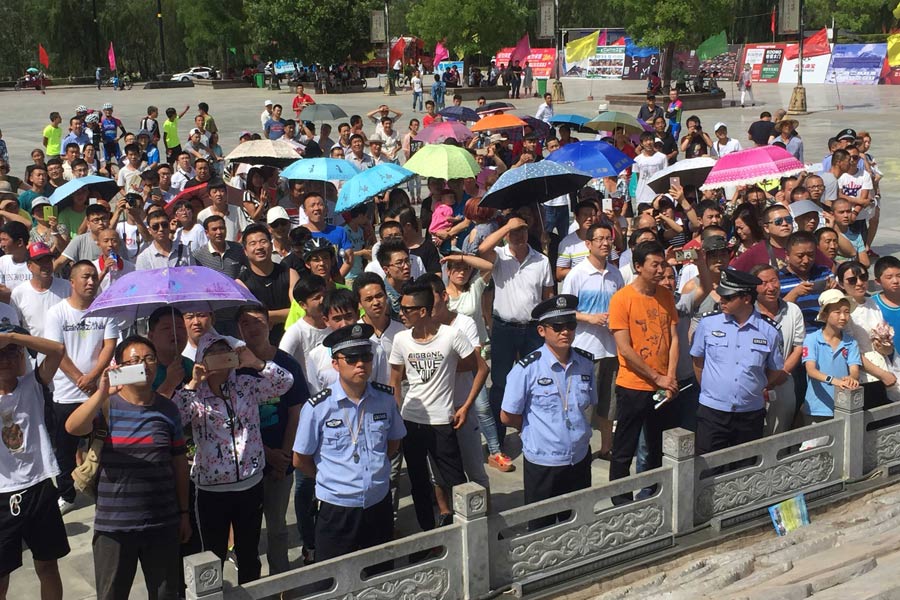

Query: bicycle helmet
left=301, top=237, right=335, bottom=262
left=75, top=104, right=87, bottom=113
left=85, top=113, right=100, bottom=124
left=102, top=102, right=113, bottom=110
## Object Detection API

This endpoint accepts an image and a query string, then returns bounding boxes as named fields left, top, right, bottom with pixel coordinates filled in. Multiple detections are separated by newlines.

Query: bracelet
left=825, top=375, right=834, bottom=385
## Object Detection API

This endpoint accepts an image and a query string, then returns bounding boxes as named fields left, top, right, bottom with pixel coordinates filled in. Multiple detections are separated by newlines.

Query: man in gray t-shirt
left=55, top=203, right=108, bottom=272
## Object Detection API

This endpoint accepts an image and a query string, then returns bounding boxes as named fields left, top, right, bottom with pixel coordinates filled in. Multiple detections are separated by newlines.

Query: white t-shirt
left=561, top=259, right=624, bottom=359
left=839, top=170, right=874, bottom=221
left=633, top=151, right=668, bottom=205
left=389, top=324, right=474, bottom=425
left=278, top=319, right=330, bottom=380
left=115, top=221, right=145, bottom=260
left=0, top=255, right=32, bottom=292
left=175, top=224, right=209, bottom=249
left=411, top=76, right=423, bottom=93
left=849, top=297, right=885, bottom=355
left=492, top=245, right=554, bottom=323
left=197, top=205, right=250, bottom=242
left=44, top=300, right=119, bottom=404
left=712, top=138, right=742, bottom=158
left=449, top=313, right=480, bottom=409
left=11, top=279, right=71, bottom=337
left=0, top=371, right=60, bottom=492
left=446, top=276, right=489, bottom=344
left=366, top=318, right=406, bottom=383
left=556, top=231, right=589, bottom=273
left=116, top=165, right=144, bottom=192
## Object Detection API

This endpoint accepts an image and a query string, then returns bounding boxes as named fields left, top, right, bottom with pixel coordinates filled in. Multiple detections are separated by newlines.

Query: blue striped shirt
left=778, top=266, right=834, bottom=333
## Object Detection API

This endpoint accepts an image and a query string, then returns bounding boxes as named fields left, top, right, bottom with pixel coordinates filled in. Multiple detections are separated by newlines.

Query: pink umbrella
left=700, top=145, right=806, bottom=190
left=414, top=121, right=474, bottom=144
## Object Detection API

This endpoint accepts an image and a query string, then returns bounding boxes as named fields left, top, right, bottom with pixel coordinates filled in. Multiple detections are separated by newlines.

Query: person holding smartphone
left=171, top=332, right=293, bottom=583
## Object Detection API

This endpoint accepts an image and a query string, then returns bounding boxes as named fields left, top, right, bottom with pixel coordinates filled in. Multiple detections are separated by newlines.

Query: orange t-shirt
left=608, top=284, right=678, bottom=391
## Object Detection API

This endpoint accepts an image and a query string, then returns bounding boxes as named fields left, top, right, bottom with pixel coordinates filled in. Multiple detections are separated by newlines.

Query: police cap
left=324, top=323, right=375, bottom=357
left=716, top=267, right=761, bottom=298
left=531, top=294, right=578, bottom=325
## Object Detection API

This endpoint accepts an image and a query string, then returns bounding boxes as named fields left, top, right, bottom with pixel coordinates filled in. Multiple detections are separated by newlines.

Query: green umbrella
left=583, top=111, right=651, bottom=135
left=403, top=144, right=479, bottom=180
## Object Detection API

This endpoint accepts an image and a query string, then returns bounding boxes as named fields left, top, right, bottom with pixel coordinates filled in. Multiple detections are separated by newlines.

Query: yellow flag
left=566, top=31, right=600, bottom=64
left=894, top=0, right=900, bottom=19
left=889, top=33, right=900, bottom=68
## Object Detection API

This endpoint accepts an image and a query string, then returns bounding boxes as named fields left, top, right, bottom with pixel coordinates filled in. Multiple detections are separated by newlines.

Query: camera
left=125, top=192, right=142, bottom=208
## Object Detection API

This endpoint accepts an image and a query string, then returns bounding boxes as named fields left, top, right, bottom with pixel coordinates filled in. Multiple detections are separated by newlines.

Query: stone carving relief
left=332, top=567, right=451, bottom=600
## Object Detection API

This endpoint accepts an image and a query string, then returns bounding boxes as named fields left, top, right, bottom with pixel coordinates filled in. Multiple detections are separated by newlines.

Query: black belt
left=492, top=314, right=535, bottom=328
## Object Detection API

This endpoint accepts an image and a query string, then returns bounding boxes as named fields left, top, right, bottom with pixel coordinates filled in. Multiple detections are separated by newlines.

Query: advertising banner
left=826, top=44, right=887, bottom=85
left=495, top=48, right=557, bottom=78
left=742, top=43, right=787, bottom=82
left=370, top=10, right=386, bottom=44
left=778, top=44, right=832, bottom=84
left=588, top=46, right=626, bottom=79
left=622, top=51, right=659, bottom=80
left=434, top=61, right=464, bottom=78
left=538, top=0, right=555, bottom=39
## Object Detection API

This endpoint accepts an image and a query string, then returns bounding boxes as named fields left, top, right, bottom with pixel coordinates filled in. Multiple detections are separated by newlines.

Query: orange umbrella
left=470, top=113, right=527, bottom=132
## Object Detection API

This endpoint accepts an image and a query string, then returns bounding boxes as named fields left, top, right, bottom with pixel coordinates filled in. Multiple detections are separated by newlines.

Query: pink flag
left=597, top=29, right=607, bottom=46
left=434, top=41, right=449, bottom=66
left=509, top=34, right=532, bottom=66
left=107, top=42, right=117, bottom=72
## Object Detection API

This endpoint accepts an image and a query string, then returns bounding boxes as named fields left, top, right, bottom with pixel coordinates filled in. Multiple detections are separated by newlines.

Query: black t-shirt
left=255, top=349, right=308, bottom=475
left=657, top=132, right=679, bottom=165
left=238, top=262, right=291, bottom=345
left=748, top=120, right=775, bottom=146
left=681, top=133, right=709, bottom=159
left=637, top=105, right=664, bottom=123
left=411, top=238, right=443, bottom=273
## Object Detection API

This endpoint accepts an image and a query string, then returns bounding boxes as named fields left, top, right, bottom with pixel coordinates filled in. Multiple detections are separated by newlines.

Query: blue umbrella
left=550, top=114, right=590, bottom=127
left=439, top=106, right=479, bottom=122
left=335, top=163, right=416, bottom=212
left=479, top=161, right=592, bottom=210
left=280, top=157, right=360, bottom=182
left=48, top=175, right=120, bottom=207
left=544, top=141, right=634, bottom=178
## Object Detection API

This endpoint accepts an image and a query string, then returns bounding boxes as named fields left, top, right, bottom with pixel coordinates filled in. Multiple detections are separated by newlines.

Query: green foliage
left=610, top=0, right=735, bottom=50
left=244, top=0, right=382, bottom=65
left=175, top=0, right=246, bottom=66
left=804, top=0, right=894, bottom=32
left=406, top=0, right=530, bottom=59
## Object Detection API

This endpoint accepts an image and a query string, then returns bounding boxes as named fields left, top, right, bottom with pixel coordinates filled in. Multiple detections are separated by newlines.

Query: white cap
left=189, top=127, right=201, bottom=136
left=266, top=206, right=291, bottom=225
left=789, top=199, right=823, bottom=218
left=264, top=100, right=273, bottom=106
left=714, top=122, right=727, bottom=132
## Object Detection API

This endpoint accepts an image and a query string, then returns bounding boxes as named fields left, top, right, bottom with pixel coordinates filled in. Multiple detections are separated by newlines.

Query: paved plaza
left=1, top=80, right=899, bottom=598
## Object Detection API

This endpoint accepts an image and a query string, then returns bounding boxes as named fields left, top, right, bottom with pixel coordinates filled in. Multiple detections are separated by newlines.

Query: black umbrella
left=479, top=161, right=592, bottom=210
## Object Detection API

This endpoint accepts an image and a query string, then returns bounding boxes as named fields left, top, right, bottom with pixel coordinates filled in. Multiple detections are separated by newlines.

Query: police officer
left=500, top=295, right=595, bottom=526
left=293, top=323, right=406, bottom=561
left=690, top=268, right=785, bottom=454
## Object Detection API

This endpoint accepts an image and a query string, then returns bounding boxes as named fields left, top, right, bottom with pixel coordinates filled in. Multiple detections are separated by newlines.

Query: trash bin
left=254, top=73, right=264, bottom=88
left=536, top=78, right=547, bottom=96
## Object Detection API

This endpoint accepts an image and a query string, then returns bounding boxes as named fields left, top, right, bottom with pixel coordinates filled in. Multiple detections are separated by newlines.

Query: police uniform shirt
left=294, top=381, right=406, bottom=508
left=304, top=343, right=389, bottom=394
left=690, top=309, right=784, bottom=413
left=501, top=344, right=595, bottom=467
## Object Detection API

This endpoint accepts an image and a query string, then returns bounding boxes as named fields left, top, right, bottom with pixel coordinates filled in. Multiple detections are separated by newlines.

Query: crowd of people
left=0, top=88, right=892, bottom=600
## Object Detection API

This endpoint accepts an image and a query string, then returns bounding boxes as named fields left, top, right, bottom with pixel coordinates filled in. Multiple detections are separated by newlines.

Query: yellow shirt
left=43, top=124, right=62, bottom=156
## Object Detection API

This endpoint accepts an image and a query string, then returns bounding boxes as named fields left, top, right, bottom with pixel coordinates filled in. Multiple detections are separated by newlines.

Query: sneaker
left=226, top=547, right=238, bottom=571
left=437, top=513, right=454, bottom=527
left=488, top=452, right=516, bottom=472
left=57, top=497, right=76, bottom=515
left=301, top=546, right=315, bottom=565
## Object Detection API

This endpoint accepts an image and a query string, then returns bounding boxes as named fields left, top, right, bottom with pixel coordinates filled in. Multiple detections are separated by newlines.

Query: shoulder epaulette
left=371, top=381, right=394, bottom=395
left=700, top=309, right=723, bottom=319
left=573, top=347, right=594, bottom=361
left=517, top=350, right=541, bottom=367
left=308, top=388, right=331, bottom=407
left=759, top=313, right=778, bottom=329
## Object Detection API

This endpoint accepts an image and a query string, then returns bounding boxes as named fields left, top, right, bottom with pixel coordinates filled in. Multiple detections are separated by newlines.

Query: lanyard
left=341, top=399, right=366, bottom=463
left=553, top=364, right=574, bottom=428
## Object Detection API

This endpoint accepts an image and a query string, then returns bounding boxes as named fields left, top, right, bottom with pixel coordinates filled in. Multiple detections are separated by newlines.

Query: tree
left=406, top=0, right=530, bottom=59
left=610, top=0, right=735, bottom=86
left=804, top=0, right=893, bottom=33
left=175, top=0, right=246, bottom=69
left=244, top=0, right=381, bottom=65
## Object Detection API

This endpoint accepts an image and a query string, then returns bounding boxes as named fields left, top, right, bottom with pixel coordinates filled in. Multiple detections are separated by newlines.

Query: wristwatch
left=825, top=375, right=834, bottom=385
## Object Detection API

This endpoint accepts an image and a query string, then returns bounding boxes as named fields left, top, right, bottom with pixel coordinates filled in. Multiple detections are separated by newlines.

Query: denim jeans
left=541, top=204, right=570, bottom=237
left=488, top=317, right=543, bottom=447
left=474, top=386, right=501, bottom=455
left=293, top=470, right=317, bottom=550
left=412, top=91, right=423, bottom=111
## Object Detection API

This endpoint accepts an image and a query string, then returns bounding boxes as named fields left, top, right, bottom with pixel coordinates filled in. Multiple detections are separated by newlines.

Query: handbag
left=71, top=415, right=107, bottom=499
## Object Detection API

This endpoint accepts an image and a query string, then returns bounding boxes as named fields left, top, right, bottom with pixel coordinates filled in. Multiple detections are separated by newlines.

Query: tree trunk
left=661, top=41, right=675, bottom=90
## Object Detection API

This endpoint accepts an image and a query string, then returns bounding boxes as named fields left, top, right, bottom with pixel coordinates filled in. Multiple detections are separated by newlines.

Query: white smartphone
left=108, top=364, right=147, bottom=387
left=602, top=197, right=613, bottom=212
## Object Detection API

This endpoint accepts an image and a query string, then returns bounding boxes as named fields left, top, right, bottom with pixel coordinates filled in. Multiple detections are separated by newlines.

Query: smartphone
left=150, top=187, right=162, bottom=198
left=42, top=206, right=54, bottom=220
left=89, top=198, right=98, bottom=206
left=675, top=248, right=698, bottom=262
left=205, top=352, right=239, bottom=372
left=670, top=176, right=681, bottom=188
left=108, top=364, right=147, bottom=387
left=602, top=197, right=613, bottom=212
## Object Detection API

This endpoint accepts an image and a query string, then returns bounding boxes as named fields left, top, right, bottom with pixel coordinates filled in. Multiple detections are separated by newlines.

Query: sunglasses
left=399, top=305, right=424, bottom=313
left=768, top=216, right=794, bottom=226
left=845, top=275, right=867, bottom=286
left=339, top=353, right=374, bottom=365
left=546, top=322, right=577, bottom=333
left=149, top=222, right=169, bottom=231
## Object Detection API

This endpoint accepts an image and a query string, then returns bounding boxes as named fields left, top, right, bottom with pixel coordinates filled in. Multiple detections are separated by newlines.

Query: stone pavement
left=1, top=81, right=899, bottom=598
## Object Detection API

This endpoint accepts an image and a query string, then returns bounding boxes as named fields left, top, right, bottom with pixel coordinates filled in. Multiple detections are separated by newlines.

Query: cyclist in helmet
left=100, top=102, right=127, bottom=165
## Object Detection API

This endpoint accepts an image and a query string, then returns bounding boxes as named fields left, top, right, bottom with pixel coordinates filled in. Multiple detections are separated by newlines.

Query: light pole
left=787, top=0, right=807, bottom=114
left=156, top=0, right=167, bottom=75
left=551, top=0, right=565, bottom=101
left=384, top=0, right=396, bottom=95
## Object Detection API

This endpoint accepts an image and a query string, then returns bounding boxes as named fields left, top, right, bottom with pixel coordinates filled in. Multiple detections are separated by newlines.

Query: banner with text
left=434, top=61, right=464, bottom=78
left=778, top=43, right=832, bottom=84
left=826, top=44, right=887, bottom=85
left=741, top=43, right=787, bottom=82
left=495, top=48, right=557, bottom=78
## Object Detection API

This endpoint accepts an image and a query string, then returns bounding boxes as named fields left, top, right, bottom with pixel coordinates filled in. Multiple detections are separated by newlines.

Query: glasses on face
left=547, top=322, right=577, bottom=333
left=591, top=236, right=613, bottom=244
left=122, top=354, right=158, bottom=366
left=150, top=222, right=169, bottom=231
left=399, top=305, right=424, bottom=314
left=807, top=184, right=824, bottom=190
left=390, top=258, right=411, bottom=268
left=89, top=216, right=110, bottom=224
left=339, top=353, right=374, bottom=365
left=768, top=216, right=794, bottom=226
left=845, top=275, right=867, bottom=286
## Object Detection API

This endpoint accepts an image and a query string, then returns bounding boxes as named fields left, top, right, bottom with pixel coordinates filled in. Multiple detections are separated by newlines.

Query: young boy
left=874, top=255, right=900, bottom=349
left=802, top=289, right=861, bottom=426
left=163, top=105, right=190, bottom=165
left=278, top=274, right=330, bottom=381
left=342, top=204, right=374, bottom=284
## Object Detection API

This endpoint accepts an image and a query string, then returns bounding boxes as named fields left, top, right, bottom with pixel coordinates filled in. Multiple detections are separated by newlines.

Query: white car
left=170, top=66, right=217, bottom=82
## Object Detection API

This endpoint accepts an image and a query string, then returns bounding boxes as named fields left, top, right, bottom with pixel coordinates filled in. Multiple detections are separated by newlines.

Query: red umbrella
left=414, top=121, right=474, bottom=144
left=163, top=182, right=245, bottom=216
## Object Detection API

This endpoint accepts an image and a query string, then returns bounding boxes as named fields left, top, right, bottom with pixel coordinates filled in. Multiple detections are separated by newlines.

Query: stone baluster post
left=184, top=551, right=224, bottom=600
left=833, top=386, right=865, bottom=479
left=453, top=482, right=491, bottom=599
left=662, top=427, right=696, bottom=534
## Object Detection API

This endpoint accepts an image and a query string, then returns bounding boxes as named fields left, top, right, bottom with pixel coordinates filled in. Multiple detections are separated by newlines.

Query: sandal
left=488, top=452, right=516, bottom=472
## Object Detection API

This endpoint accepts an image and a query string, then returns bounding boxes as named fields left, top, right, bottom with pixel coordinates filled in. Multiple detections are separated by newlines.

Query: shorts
left=102, top=141, right=121, bottom=163
left=0, top=478, right=70, bottom=577
left=592, top=357, right=618, bottom=423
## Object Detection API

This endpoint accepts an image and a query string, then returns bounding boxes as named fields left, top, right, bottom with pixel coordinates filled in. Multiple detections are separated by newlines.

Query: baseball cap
left=714, top=122, right=727, bottom=132
left=30, top=196, right=51, bottom=210
left=266, top=206, right=290, bottom=225
left=264, top=100, right=273, bottom=106
left=789, top=199, right=822, bottom=219
left=189, top=127, right=201, bottom=136
left=816, top=289, right=856, bottom=322
left=28, top=241, right=53, bottom=260
left=239, top=131, right=253, bottom=140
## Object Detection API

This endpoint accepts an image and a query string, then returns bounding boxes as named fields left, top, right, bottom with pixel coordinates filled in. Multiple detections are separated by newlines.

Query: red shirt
left=292, top=94, right=315, bottom=114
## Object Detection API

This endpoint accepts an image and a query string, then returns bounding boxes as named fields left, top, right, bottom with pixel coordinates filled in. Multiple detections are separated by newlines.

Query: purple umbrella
left=414, top=121, right=474, bottom=144
left=84, top=266, right=261, bottom=321
left=506, top=116, right=552, bottom=142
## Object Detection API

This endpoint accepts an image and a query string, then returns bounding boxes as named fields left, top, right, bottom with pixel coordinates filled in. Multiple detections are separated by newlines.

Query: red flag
left=509, top=34, right=531, bottom=66
left=784, top=28, right=830, bottom=60
left=390, top=37, right=407, bottom=66
left=612, top=37, right=627, bottom=46
left=597, top=29, right=608, bottom=46
left=107, top=42, right=117, bottom=72
left=38, top=44, right=49, bottom=69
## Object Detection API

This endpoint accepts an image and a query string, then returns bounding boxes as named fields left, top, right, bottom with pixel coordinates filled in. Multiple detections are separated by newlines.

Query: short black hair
left=114, top=335, right=157, bottom=365
left=85, top=203, right=109, bottom=218
left=379, top=220, right=402, bottom=237
left=415, top=273, right=445, bottom=296
left=292, top=273, right=327, bottom=304
left=814, top=226, right=837, bottom=242
left=696, top=199, right=723, bottom=218
left=376, top=239, right=409, bottom=267
left=198, top=102, right=209, bottom=112
left=0, top=222, right=29, bottom=243
left=148, top=306, right=183, bottom=331
left=203, top=214, right=226, bottom=230
left=322, top=288, right=358, bottom=318
left=236, top=304, right=268, bottom=322
left=124, top=143, right=141, bottom=155
left=785, top=231, right=816, bottom=251
left=289, top=226, right=312, bottom=246
left=400, top=280, right=435, bottom=314
left=632, top=240, right=666, bottom=267
left=874, top=255, right=900, bottom=280
left=241, top=223, right=271, bottom=244
left=352, top=272, right=386, bottom=298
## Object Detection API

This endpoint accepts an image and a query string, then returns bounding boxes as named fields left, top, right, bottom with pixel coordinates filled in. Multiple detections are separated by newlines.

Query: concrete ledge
left=605, top=91, right=726, bottom=110
left=193, top=79, right=253, bottom=89
left=451, top=86, right=510, bottom=101
left=142, top=80, right=194, bottom=90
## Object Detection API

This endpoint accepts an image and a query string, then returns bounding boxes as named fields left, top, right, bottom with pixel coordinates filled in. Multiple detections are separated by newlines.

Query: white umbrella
left=224, top=140, right=301, bottom=169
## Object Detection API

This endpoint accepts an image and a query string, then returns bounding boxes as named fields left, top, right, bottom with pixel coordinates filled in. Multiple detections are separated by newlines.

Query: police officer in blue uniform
left=690, top=268, right=785, bottom=455
left=501, top=295, right=595, bottom=526
left=293, top=323, right=406, bottom=561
